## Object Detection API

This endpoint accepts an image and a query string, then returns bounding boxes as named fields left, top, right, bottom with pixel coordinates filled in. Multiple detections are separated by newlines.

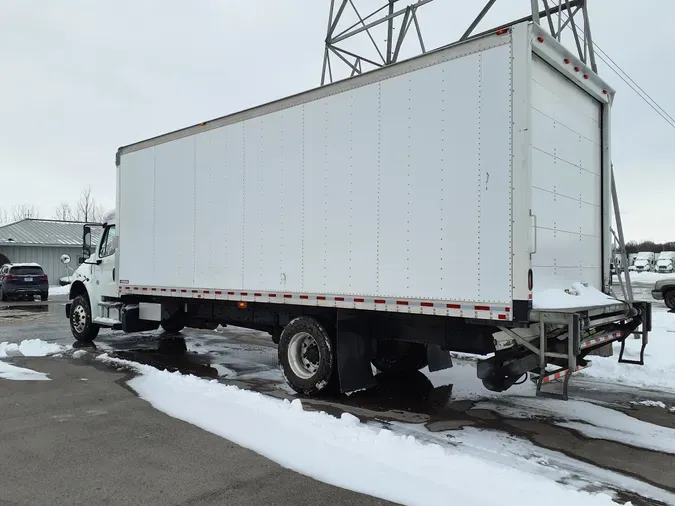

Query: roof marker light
left=537, top=36, right=544, bottom=43
left=496, top=28, right=508, bottom=35
left=574, top=66, right=580, bottom=72
left=583, top=74, right=589, bottom=79
left=564, top=58, right=570, bottom=64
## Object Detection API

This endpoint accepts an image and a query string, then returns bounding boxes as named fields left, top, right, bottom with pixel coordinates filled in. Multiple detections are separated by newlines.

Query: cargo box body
left=116, top=22, right=613, bottom=323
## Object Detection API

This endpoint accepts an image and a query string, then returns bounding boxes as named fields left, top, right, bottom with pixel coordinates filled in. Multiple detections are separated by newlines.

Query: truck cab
left=633, top=252, right=655, bottom=273
left=656, top=252, right=675, bottom=273
left=64, top=211, right=126, bottom=341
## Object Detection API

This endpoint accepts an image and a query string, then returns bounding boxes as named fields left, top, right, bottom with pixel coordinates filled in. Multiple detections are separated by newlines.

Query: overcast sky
left=1, top=0, right=673, bottom=242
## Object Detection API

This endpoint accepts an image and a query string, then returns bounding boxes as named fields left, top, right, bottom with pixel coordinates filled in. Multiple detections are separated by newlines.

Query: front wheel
left=665, top=290, right=675, bottom=310
left=70, top=295, right=99, bottom=342
left=278, top=317, right=335, bottom=395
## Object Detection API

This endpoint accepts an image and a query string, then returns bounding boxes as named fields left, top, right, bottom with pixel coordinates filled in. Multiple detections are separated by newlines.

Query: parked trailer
left=64, top=22, right=650, bottom=400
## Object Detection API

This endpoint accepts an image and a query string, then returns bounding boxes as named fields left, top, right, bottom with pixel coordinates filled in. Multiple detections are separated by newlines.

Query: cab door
left=93, top=225, right=118, bottom=301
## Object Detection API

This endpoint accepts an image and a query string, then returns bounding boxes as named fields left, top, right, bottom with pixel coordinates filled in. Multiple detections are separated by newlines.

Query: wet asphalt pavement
left=1, top=283, right=675, bottom=505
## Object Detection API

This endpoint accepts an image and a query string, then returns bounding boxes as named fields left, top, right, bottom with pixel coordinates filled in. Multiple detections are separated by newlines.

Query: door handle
left=530, top=211, right=538, bottom=254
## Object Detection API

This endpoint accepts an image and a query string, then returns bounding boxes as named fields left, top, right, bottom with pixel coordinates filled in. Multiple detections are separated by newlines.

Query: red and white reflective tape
left=541, top=362, right=592, bottom=384
left=580, top=331, right=623, bottom=350
left=119, top=285, right=512, bottom=321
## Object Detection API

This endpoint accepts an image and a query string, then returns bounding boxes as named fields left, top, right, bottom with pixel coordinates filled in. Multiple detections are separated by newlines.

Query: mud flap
left=336, top=317, right=376, bottom=394
left=122, top=305, right=160, bottom=333
left=427, top=344, right=453, bottom=372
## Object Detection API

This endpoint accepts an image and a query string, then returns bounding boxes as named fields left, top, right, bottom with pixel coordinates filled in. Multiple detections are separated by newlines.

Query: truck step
left=538, top=362, right=592, bottom=384
left=98, top=301, right=123, bottom=309
left=93, top=316, right=122, bottom=327
left=532, top=362, right=592, bottom=400
left=580, top=330, right=623, bottom=351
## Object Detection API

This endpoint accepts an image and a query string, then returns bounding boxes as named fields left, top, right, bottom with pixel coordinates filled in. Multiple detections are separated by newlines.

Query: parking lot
left=1, top=281, right=674, bottom=505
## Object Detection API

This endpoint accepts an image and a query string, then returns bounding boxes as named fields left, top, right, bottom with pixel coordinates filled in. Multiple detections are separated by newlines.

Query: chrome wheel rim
left=287, top=332, right=320, bottom=379
left=72, top=304, right=87, bottom=334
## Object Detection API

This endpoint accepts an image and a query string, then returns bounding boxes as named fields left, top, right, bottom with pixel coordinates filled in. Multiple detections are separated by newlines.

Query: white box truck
left=63, top=22, right=650, bottom=399
left=633, top=252, right=655, bottom=273
left=656, top=252, right=675, bottom=273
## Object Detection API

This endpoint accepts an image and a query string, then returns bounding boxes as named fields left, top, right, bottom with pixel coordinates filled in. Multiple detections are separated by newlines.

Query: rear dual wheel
left=278, top=317, right=335, bottom=395
left=161, top=312, right=185, bottom=334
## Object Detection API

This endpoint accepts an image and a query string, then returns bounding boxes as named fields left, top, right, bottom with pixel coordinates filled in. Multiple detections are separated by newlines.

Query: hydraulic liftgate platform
left=521, top=300, right=651, bottom=400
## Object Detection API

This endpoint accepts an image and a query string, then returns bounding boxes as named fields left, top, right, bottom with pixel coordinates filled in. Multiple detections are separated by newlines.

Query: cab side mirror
left=83, top=226, right=92, bottom=259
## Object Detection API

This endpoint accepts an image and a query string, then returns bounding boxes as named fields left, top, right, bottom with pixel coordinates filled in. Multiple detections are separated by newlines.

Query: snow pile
left=0, top=361, right=50, bottom=381
left=0, top=339, right=65, bottom=358
left=533, top=282, right=619, bottom=309
left=581, top=310, right=675, bottom=392
left=0, top=339, right=66, bottom=381
left=99, top=355, right=620, bottom=505
left=49, top=285, right=71, bottom=296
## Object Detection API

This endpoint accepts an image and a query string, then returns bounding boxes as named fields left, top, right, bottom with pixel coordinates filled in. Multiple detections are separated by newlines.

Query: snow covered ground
left=396, top=424, right=675, bottom=505
left=98, top=354, right=623, bottom=506
left=49, top=284, right=70, bottom=296
left=582, top=309, right=675, bottom=392
left=614, top=272, right=673, bottom=283
left=0, top=339, right=68, bottom=381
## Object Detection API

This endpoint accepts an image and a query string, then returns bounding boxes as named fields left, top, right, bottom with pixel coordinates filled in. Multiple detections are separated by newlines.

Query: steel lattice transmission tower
left=321, top=0, right=597, bottom=85
left=320, top=0, right=634, bottom=301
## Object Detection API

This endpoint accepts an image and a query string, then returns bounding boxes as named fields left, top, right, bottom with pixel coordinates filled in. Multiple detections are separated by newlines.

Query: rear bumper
left=5, top=285, right=48, bottom=295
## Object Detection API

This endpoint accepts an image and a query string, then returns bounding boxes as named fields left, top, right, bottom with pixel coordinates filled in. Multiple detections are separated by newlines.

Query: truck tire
left=278, top=317, right=335, bottom=395
left=41, top=292, right=49, bottom=301
left=70, top=295, right=100, bottom=342
left=161, top=314, right=185, bottom=334
left=665, top=290, right=675, bottom=310
left=372, top=341, right=428, bottom=373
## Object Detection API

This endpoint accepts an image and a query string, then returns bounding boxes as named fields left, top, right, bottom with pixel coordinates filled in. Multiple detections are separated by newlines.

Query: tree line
left=625, top=241, right=675, bottom=254
left=0, top=186, right=106, bottom=225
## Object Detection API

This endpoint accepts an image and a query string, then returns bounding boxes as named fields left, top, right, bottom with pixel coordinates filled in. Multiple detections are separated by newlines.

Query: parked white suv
left=652, top=278, right=675, bottom=310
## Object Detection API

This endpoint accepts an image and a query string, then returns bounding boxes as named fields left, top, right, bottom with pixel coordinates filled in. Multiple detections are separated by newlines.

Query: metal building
left=0, top=219, right=101, bottom=285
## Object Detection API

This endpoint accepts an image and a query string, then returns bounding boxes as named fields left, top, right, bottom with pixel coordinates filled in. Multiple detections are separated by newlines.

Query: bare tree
left=12, top=204, right=40, bottom=221
left=0, top=208, right=7, bottom=225
left=75, top=186, right=105, bottom=222
left=53, top=202, right=73, bottom=221
left=91, top=203, right=105, bottom=222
